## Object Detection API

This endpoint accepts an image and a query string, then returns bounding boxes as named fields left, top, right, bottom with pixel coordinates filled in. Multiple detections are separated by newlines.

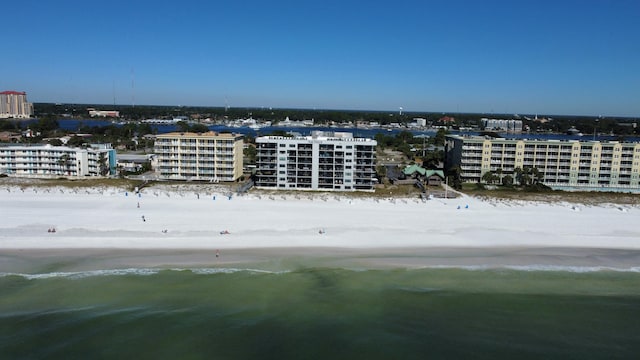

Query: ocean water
left=1, top=265, right=640, bottom=359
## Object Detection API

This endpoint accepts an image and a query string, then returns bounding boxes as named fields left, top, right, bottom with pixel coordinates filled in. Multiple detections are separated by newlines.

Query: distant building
left=88, top=108, right=120, bottom=117
left=480, top=118, right=523, bottom=133
left=0, top=144, right=116, bottom=178
left=413, top=118, right=427, bottom=127
left=0, top=131, right=21, bottom=142
left=153, top=131, right=244, bottom=181
left=445, top=134, right=640, bottom=191
left=117, top=153, right=154, bottom=173
left=0, top=91, right=33, bottom=119
left=255, top=131, right=377, bottom=192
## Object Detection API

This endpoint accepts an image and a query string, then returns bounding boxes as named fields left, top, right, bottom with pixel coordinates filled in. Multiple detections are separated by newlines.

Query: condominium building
left=88, top=108, right=120, bottom=117
left=255, top=131, right=377, bottom=192
left=0, top=91, right=33, bottom=119
left=0, top=144, right=116, bottom=178
left=153, top=131, right=243, bottom=181
left=480, top=118, right=523, bottom=132
left=445, top=135, right=640, bottom=191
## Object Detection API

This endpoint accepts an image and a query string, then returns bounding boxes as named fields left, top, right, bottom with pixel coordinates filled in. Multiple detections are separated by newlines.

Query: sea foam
left=0, top=267, right=287, bottom=280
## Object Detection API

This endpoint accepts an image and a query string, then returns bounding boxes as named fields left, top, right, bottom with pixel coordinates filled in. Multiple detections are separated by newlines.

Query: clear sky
left=2, top=0, right=639, bottom=117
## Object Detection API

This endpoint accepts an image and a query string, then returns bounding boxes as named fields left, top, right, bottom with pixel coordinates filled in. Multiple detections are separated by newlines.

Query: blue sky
left=2, top=0, right=639, bottom=116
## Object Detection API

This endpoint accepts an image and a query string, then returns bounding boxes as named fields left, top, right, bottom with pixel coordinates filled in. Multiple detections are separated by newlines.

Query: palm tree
left=532, top=167, right=544, bottom=184
left=502, top=174, right=514, bottom=186
left=57, top=154, right=71, bottom=175
left=98, top=153, right=109, bottom=176
left=521, top=166, right=533, bottom=186
left=513, top=166, right=522, bottom=184
left=482, top=171, right=496, bottom=184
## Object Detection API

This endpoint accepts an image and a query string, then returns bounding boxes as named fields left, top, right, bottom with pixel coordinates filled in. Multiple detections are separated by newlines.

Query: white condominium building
left=480, top=118, right=523, bottom=132
left=445, top=135, right=640, bottom=191
left=255, top=131, right=377, bottom=192
left=0, top=91, right=33, bottom=119
left=0, top=144, right=116, bottom=178
left=154, top=131, right=244, bottom=181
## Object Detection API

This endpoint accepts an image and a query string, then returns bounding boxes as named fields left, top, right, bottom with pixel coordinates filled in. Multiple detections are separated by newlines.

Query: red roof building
left=0, top=91, right=27, bottom=95
left=0, top=91, right=33, bottom=119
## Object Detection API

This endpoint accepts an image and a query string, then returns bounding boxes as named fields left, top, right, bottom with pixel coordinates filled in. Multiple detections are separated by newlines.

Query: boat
left=566, top=126, right=582, bottom=136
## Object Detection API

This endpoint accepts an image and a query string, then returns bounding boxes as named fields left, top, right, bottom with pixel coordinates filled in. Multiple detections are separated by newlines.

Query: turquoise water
left=1, top=267, right=639, bottom=359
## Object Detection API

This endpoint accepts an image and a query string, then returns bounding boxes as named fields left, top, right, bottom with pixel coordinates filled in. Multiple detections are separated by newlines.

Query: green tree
left=447, top=165, right=462, bottom=190
left=66, top=136, right=87, bottom=147
left=396, top=130, right=414, bottom=144
left=32, top=116, right=59, bottom=133
left=176, top=121, right=191, bottom=132
left=433, top=128, right=448, bottom=146
left=47, top=138, right=63, bottom=146
left=0, top=120, right=19, bottom=131
left=243, top=145, right=257, bottom=165
left=190, top=123, right=209, bottom=133
left=502, top=174, right=514, bottom=187
left=57, top=154, right=72, bottom=174
left=376, top=164, right=387, bottom=178
left=422, top=150, right=443, bottom=169
left=98, top=153, right=109, bottom=176
left=481, top=171, right=498, bottom=184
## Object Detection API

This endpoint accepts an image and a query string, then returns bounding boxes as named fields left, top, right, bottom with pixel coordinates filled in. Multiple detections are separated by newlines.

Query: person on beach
left=142, top=215, right=146, bottom=222
left=216, top=249, right=220, bottom=258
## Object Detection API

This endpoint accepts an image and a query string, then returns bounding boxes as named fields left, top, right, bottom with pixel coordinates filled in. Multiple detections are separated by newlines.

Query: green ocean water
left=1, top=266, right=640, bottom=359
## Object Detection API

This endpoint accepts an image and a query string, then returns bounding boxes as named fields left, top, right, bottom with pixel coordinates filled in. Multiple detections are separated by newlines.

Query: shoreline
left=2, top=246, right=640, bottom=273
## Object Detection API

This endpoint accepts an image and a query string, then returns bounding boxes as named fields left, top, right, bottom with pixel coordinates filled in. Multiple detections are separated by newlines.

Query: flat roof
left=156, top=131, right=242, bottom=139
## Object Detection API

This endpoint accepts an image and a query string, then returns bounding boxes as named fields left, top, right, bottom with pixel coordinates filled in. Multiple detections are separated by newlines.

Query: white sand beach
left=1, top=184, right=639, bottom=252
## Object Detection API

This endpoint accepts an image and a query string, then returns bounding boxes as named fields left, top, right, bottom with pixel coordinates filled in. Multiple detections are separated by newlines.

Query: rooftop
left=0, top=91, right=27, bottom=95
left=156, top=131, right=242, bottom=139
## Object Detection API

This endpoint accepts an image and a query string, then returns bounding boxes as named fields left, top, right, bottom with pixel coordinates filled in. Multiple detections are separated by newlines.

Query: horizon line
left=30, top=101, right=639, bottom=120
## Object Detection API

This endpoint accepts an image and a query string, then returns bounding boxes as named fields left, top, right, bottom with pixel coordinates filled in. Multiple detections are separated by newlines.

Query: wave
left=2, top=263, right=640, bottom=280
left=0, top=267, right=288, bottom=280
left=416, top=264, right=640, bottom=273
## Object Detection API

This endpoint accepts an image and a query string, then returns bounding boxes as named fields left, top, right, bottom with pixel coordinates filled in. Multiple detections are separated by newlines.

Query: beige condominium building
left=0, top=91, right=33, bottom=119
left=445, top=135, right=640, bottom=191
left=154, top=131, right=244, bottom=181
left=255, top=131, right=377, bottom=192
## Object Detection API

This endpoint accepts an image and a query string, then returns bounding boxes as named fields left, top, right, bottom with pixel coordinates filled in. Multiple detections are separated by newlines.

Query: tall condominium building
left=0, top=91, right=34, bottom=119
left=0, top=144, right=116, bottom=178
left=154, top=131, right=244, bottom=181
left=255, top=131, right=377, bottom=192
left=445, top=135, right=640, bottom=191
